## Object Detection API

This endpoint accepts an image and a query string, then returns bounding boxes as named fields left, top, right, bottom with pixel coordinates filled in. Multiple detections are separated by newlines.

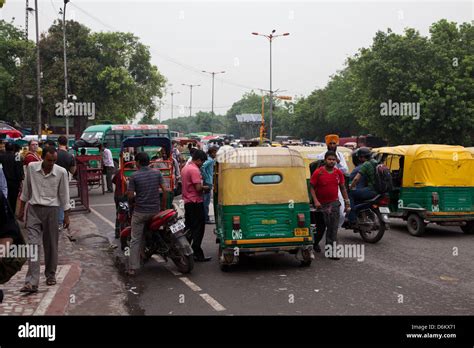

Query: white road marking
left=88, top=206, right=226, bottom=312
left=90, top=207, right=115, bottom=228
left=179, top=277, right=202, bottom=292
left=34, top=265, right=71, bottom=315
left=200, top=293, right=226, bottom=312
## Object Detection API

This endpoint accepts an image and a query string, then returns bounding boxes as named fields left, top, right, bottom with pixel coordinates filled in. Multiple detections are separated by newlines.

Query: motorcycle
left=344, top=194, right=390, bottom=243
left=119, top=204, right=194, bottom=273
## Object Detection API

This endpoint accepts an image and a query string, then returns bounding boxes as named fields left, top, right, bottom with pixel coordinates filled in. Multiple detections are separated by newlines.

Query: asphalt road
left=84, top=188, right=474, bottom=316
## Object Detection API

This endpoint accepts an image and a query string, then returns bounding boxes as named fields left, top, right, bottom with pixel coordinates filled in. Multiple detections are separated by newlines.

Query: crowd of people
left=0, top=132, right=379, bottom=292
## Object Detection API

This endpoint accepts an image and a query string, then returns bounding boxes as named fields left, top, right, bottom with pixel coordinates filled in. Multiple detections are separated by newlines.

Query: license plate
left=379, top=207, right=390, bottom=214
left=294, top=228, right=309, bottom=236
left=170, top=220, right=186, bottom=234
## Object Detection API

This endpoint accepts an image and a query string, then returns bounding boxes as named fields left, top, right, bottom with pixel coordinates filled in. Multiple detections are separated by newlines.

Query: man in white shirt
left=17, top=147, right=71, bottom=292
left=102, top=142, right=115, bottom=192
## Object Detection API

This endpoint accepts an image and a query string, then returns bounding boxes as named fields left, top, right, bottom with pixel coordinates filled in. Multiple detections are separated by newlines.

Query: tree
left=0, top=20, right=35, bottom=122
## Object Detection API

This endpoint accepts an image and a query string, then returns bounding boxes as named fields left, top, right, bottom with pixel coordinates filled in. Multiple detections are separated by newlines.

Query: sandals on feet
left=126, top=269, right=136, bottom=277
left=20, top=284, right=38, bottom=293
left=46, top=278, right=56, bottom=286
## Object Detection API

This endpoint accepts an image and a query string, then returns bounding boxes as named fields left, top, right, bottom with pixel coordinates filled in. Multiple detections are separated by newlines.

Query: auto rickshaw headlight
left=232, top=216, right=241, bottom=230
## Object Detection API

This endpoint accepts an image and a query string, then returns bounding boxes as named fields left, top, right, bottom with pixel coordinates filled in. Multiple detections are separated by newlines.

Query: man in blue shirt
left=201, top=147, right=217, bottom=224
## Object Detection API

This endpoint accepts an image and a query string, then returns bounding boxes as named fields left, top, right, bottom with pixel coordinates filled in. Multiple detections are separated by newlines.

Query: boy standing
left=310, top=151, right=350, bottom=259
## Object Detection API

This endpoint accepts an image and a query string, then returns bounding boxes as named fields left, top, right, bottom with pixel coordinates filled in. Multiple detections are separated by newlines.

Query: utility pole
left=182, top=83, right=200, bottom=117
left=34, top=0, right=41, bottom=136
left=252, top=30, right=290, bottom=141
left=62, top=0, right=70, bottom=137
left=202, top=70, right=225, bottom=134
left=170, top=91, right=180, bottom=119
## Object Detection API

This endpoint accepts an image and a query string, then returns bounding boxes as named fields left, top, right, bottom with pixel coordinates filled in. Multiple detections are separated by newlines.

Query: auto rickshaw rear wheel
left=218, top=245, right=232, bottom=272
left=461, top=221, right=474, bottom=234
left=300, top=249, right=312, bottom=267
left=407, top=214, right=426, bottom=237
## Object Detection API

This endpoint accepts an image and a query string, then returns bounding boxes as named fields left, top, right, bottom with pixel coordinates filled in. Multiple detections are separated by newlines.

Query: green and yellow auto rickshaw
left=213, top=147, right=313, bottom=270
left=373, top=144, right=474, bottom=236
left=119, top=136, right=175, bottom=209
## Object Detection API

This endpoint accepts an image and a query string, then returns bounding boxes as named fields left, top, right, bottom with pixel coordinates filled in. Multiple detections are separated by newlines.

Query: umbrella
left=0, top=122, right=23, bottom=139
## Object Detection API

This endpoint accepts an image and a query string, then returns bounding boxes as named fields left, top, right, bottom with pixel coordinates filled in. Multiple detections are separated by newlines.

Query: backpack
left=309, top=159, right=325, bottom=176
left=371, top=159, right=393, bottom=194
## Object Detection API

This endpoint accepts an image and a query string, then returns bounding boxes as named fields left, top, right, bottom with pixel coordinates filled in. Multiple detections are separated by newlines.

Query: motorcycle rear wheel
left=171, top=248, right=194, bottom=274
left=359, top=210, right=386, bottom=243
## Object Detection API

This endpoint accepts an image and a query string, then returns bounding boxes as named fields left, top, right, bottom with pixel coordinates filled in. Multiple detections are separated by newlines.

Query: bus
left=79, top=124, right=171, bottom=165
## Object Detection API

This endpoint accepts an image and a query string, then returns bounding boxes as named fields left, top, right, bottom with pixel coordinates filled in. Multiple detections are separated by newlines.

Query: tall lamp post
left=28, top=0, right=42, bottom=136
left=202, top=70, right=225, bottom=134
left=170, top=90, right=180, bottom=119
left=252, top=30, right=289, bottom=141
left=182, top=83, right=200, bottom=117
left=61, top=0, right=70, bottom=137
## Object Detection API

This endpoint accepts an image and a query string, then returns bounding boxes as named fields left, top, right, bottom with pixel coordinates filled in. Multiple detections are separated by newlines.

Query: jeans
left=348, top=187, right=377, bottom=223
left=203, top=190, right=212, bottom=222
left=317, top=201, right=341, bottom=247
left=129, top=211, right=157, bottom=270
left=58, top=207, right=64, bottom=225
left=185, top=202, right=205, bottom=259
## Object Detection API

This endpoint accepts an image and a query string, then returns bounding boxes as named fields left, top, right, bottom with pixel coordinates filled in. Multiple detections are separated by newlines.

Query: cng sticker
left=232, top=229, right=243, bottom=240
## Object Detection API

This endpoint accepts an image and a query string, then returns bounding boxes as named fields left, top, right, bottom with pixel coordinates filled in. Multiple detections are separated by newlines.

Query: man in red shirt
left=181, top=149, right=211, bottom=262
left=310, top=151, right=350, bottom=259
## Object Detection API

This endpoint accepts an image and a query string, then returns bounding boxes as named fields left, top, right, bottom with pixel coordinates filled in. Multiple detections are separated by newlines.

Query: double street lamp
left=252, top=30, right=289, bottom=141
left=202, top=70, right=225, bottom=134
left=182, top=83, right=200, bottom=117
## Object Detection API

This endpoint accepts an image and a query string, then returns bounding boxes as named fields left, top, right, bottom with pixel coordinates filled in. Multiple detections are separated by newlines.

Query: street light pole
left=202, top=70, right=225, bottom=134
left=182, top=83, right=200, bottom=117
left=252, top=30, right=290, bottom=141
left=34, top=0, right=41, bottom=136
left=170, top=91, right=180, bottom=119
left=62, top=0, right=70, bottom=137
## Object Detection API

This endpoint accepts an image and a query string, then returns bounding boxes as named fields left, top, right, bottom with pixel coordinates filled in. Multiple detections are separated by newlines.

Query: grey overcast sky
left=2, top=0, right=473, bottom=122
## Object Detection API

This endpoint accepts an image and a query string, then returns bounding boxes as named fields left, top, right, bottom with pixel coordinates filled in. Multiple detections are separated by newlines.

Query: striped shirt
left=128, top=167, right=164, bottom=213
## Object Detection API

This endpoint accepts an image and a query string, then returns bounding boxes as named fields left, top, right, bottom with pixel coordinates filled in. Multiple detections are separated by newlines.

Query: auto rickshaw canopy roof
left=121, top=136, right=171, bottom=153
left=216, top=147, right=309, bottom=205
left=217, top=147, right=305, bottom=170
left=373, top=144, right=474, bottom=187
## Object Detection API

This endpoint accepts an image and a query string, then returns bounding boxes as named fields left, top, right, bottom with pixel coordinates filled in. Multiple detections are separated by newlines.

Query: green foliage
left=0, top=19, right=166, bottom=131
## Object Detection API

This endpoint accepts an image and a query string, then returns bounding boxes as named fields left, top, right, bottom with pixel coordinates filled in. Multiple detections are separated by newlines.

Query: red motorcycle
left=119, top=203, right=194, bottom=273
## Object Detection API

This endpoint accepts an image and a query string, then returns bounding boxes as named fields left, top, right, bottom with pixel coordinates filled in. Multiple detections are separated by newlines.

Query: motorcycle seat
left=148, top=209, right=176, bottom=230
left=358, top=194, right=382, bottom=204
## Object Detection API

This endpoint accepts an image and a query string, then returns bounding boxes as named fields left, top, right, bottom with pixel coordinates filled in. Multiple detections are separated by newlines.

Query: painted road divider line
left=179, top=277, right=202, bottom=292
left=90, top=207, right=115, bottom=229
left=200, top=293, right=226, bottom=312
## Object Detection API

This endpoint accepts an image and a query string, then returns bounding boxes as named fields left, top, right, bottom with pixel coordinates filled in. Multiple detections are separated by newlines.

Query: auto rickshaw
left=467, top=147, right=474, bottom=158
left=373, top=144, right=474, bottom=236
left=119, top=136, right=175, bottom=209
left=213, top=147, right=314, bottom=270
